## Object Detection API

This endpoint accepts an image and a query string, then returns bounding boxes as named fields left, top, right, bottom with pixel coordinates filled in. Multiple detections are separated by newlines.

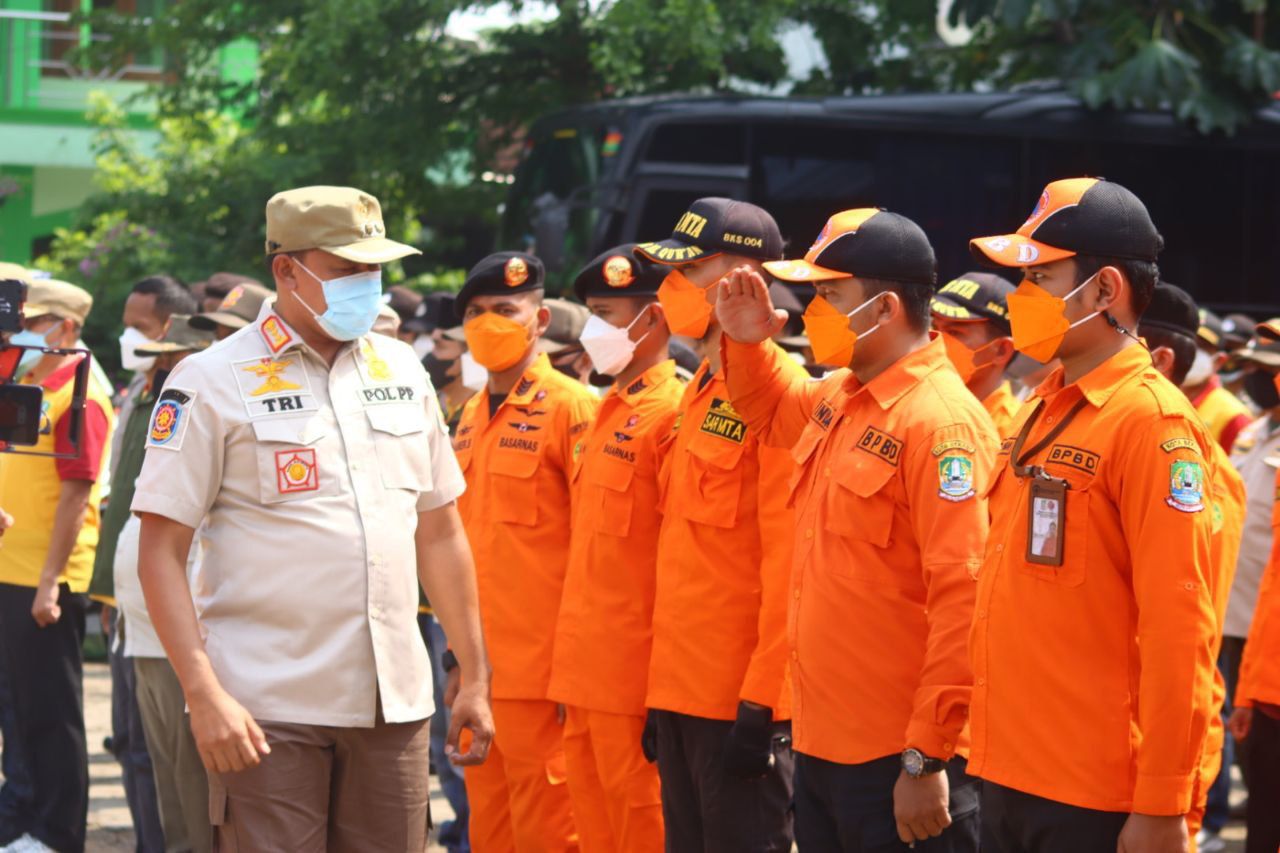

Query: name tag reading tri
left=231, top=356, right=319, bottom=418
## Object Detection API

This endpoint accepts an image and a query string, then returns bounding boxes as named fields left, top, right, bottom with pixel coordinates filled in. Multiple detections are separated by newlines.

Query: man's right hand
left=446, top=681, right=495, bottom=767
left=188, top=685, right=271, bottom=774
left=1229, top=706, right=1253, bottom=741
left=716, top=266, right=788, bottom=345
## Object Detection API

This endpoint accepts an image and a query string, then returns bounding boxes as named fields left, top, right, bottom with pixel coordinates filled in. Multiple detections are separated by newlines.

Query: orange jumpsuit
left=723, top=334, right=996, bottom=763
left=970, top=344, right=1220, bottom=816
left=455, top=353, right=599, bottom=853
left=548, top=360, right=683, bottom=853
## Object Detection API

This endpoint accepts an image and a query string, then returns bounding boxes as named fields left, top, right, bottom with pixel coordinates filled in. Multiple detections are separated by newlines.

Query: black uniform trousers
left=1243, top=710, right=1280, bottom=853
left=981, top=781, right=1129, bottom=853
left=653, top=709, right=794, bottom=853
left=0, top=582, right=88, bottom=853
left=794, top=752, right=980, bottom=852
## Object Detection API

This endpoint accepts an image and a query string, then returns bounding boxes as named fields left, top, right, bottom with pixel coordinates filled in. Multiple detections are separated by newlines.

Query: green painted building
left=0, top=1, right=255, bottom=264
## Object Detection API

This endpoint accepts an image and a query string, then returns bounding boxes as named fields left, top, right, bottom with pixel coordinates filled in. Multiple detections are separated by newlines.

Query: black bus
left=498, top=92, right=1280, bottom=315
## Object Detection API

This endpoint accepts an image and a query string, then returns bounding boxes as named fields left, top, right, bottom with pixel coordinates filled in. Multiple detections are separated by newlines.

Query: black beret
left=573, top=244, right=667, bottom=301
left=456, top=251, right=544, bottom=318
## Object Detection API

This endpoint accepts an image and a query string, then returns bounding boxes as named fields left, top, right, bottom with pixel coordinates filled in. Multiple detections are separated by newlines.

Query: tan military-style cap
left=135, top=315, right=216, bottom=356
left=0, top=262, right=31, bottom=284
left=189, top=281, right=273, bottom=332
left=539, top=297, right=590, bottom=354
left=24, top=279, right=92, bottom=325
left=264, top=186, right=421, bottom=264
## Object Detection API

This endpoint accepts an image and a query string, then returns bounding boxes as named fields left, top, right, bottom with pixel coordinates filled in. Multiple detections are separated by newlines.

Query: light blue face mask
left=293, top=260, right=384, bottom=341
left=9, top=326, right=55, bottom=379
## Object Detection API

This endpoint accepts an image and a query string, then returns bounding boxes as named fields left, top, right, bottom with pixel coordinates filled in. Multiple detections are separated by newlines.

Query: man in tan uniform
left=133, top=187, right=494, bottom=852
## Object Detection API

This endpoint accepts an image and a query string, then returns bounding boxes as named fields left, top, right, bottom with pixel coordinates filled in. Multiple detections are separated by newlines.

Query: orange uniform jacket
left=454, top=353, right=600, bottom=700
left=550, top=360, right=684, bottom=715
left=1236, top=465, right=1280, bottom=711
left=970, top=345, right=1220, bottom=816
left=983, top=381, right=1021, bottom=440
left=646, top=349, right=801, bottom=721
left=723, top=335, right=997, bottom=764
left=1189, top=441, right=1245, bottom=827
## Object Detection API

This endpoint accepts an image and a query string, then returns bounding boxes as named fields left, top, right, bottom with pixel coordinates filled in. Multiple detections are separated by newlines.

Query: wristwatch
left=441, top=649, right=459, bottom=673
left=901, top=748, right=946, bottom=778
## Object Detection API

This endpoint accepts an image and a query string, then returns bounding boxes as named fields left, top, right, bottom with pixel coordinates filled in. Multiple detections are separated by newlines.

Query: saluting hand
left=715, top=266, right=788, bottom=345
left=446, top=680, right=495, bottom=767
left=188, top=685, right=271, bottom=775
left=1116, top=813, right=1189, bottom=853
left=893, top=769, right=952, bottom=844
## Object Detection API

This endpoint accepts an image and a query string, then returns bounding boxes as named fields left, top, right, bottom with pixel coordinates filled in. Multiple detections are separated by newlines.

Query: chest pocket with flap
left=584, top=450, right=636, bottom=537
left=251, top=417, right=335, bottom=504
left=673, top=429, right=747, bottom=529
left=488, top=448, right=541, bottom=526
left=366, top=405, right=434, bottom=494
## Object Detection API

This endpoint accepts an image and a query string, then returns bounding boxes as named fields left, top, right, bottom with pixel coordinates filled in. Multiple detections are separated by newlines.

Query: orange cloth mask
left=941, top=332, right=1000, bottom=384
left=1006, top=275, right=1099, bottom=364
left=802, top=294, right=881, bottom=368
left=464, top=312, right=533, bottom=371
left=657, top=270, right=715, bottom=338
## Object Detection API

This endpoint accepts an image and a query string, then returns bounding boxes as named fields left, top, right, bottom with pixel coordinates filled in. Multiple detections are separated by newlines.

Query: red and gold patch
left=260, top=316, right=293, bottom=354
left=505, top=257, right=529, bottom=287
left=276, top=448, right=319, bottom=494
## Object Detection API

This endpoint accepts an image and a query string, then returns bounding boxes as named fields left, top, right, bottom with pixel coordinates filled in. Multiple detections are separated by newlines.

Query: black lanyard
left=1009, top=397, right=1090, bottom=484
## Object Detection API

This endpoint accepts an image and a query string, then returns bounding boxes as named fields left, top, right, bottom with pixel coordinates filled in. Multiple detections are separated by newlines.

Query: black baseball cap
left=455, top=251, right=544, bottom=318
left=635, top=197, right=783, bottom=266
left=403, top=291, right=455, bottom=334
left=1141, top=283, right=1200, bottom=340
left=1222, top=313, right=1256, bottom=351
left=573, top=244, right=667, bottom=301
left=931, top=271, right=1015, bottom=333
left=971, top=177, right=1162, bottom=267
left=1196, top=308, right=1225, bottom=351
left=764, top=208, right=936, bottom=287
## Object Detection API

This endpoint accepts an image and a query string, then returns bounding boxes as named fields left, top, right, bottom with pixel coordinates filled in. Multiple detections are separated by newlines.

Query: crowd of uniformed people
left=0, top=175, right=1277, bottom=853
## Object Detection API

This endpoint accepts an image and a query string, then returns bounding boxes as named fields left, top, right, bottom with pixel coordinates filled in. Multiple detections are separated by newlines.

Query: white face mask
left=460, top=351, right=488, bottom=392
left=578, top=308, right=651, bottom=377
left=1182, top=348, right=1215, bottom=387
left=412, top=336, right=435, bottom=360
left=118, top=326, right=157, bottom=373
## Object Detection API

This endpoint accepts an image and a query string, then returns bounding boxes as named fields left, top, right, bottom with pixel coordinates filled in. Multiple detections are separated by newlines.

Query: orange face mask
left=941, top=332, right=999, bottom=384
left=657, top=270, right=715, bottom=338
left=802, top=294, right=880, bottom=368
left=464, top=312, right=533, bottom=372
left=1005, top=275, right=1099, bottom=364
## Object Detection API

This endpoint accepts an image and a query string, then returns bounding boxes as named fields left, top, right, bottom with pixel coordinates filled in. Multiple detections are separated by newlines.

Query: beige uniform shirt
left=131, top=304, right=465, bottom=727
left=1226, top=415, right=1280, bottom=639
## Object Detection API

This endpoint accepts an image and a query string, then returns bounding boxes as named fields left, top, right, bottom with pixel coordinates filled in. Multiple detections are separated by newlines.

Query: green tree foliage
left=43, top=0, right=1280, bottom=369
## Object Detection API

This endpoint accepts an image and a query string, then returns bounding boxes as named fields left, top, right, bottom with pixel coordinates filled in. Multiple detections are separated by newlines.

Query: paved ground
left=77, top=661, right=1247, bottom=852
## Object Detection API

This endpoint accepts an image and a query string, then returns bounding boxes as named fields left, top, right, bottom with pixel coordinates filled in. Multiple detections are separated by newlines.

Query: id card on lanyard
left=1010, top=397, right=1089, bottom=569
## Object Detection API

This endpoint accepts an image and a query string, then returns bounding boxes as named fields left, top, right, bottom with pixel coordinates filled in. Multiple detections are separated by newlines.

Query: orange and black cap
left=573, top=244, right=666, bottom=301
left=456, top=251, right=544, bottom=318
left=635, top=197, right=783, bottom=266
left=931, top=271, right=1015, bottom=333
left=1196, top=308, right=1226, bottom=351
left=970, top=177, right=1162, bottom=268
left=765, top=209, right=936, bottom=286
